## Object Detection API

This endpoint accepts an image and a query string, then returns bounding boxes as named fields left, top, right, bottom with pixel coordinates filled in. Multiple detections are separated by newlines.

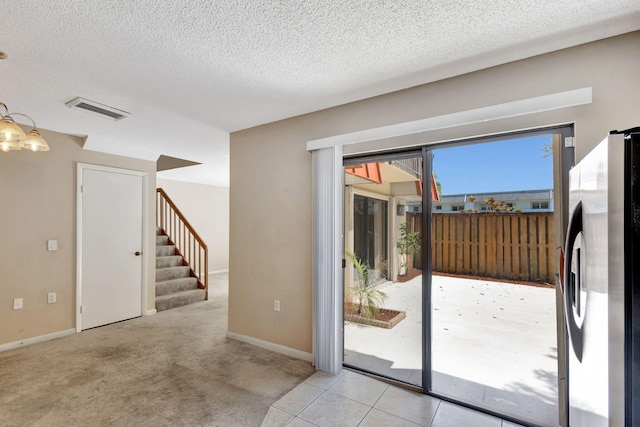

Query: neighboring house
left=344, top=159, right=439, bottom=285
left=421, top=189, right=554, bottom=213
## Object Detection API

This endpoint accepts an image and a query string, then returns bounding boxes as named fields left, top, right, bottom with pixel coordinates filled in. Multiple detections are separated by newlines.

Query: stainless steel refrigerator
left=563, top=127, right=640, bottom=426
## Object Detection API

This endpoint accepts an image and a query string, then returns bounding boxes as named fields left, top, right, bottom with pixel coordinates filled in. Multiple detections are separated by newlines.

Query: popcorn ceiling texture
left=0, top=1, right=639, bottom=186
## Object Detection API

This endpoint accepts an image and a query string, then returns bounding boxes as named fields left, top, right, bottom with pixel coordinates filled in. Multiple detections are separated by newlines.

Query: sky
left=432, top=134, right=553, bottom=195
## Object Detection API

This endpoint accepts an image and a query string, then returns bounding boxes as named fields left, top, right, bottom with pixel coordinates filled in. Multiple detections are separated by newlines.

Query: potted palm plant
left=344, top=250, right=406, bottom=329
left=345, top=250, right=386, bottom=319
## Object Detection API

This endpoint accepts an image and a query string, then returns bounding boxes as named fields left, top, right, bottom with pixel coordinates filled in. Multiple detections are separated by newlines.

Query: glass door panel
left=429, top=136, right=558, bottom=426
left=343, top=155, right=423, bottom=386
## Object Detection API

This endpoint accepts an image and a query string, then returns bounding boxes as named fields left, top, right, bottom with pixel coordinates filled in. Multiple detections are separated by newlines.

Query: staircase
left=155, top=227, right=206, bottom=311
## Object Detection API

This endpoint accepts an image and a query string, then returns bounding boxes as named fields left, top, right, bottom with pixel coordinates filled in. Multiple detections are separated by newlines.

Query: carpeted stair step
left=156, top=289, right=206, bottom=311
left=156, top=255, right=184, bottom=268
left=156, top=245, right=176, bottom=257
left=156, top=235, right=170, bottom=246
left=156, top=266, right=191, bottom=282
left=155, top=226, right=206, bottom=312
left=156, top=277, right=199, bottom=296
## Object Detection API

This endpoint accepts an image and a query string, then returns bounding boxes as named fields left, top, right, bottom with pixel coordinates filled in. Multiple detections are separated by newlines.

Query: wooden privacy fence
left=407, top=212, right=556, bottom=283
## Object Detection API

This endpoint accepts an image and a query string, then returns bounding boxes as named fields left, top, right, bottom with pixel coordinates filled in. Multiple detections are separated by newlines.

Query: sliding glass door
left=342, top=126, right=572, bottom=426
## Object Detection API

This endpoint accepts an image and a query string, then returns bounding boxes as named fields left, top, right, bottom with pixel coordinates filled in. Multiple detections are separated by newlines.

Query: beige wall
left=229, top=32, right=640, bottom=354
left=0, top=128, right=156, bottom=346
left=156, top=178, right=230, bottom=272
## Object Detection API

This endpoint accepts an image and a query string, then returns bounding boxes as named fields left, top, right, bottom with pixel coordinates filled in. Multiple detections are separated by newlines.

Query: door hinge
left=564, top=137, right=575, bottom=148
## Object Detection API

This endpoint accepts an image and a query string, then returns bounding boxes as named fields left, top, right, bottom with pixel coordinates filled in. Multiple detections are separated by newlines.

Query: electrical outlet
left=13, top=298, right=23, bottom=310
left=274, top=300, right=280, bottom=312
left=47, top=240, right=58, bottom=251
left=48, top=292, right=57, bottom=304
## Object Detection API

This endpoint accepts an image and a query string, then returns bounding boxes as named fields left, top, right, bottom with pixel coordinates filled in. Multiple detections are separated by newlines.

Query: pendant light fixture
left=0, top=102, right=49, bottom=152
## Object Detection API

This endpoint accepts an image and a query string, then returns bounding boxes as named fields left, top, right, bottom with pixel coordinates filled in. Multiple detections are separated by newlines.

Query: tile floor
left=262, top=369, right=526, bottom=427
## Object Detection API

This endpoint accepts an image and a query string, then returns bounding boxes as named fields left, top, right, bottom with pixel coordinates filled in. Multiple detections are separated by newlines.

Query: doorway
left=77, top=164, right=147, bottom=330
left=353, top=194, right=388, bottom=284
left=342, top=127, right=572, bottom=426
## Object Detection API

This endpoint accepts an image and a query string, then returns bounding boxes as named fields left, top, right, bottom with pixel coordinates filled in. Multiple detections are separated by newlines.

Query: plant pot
left=398, top=254, right=407, bottom=276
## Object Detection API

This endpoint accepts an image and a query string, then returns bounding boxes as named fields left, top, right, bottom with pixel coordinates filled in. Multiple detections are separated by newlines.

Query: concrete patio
left=344, top=273, right=559, bottom=427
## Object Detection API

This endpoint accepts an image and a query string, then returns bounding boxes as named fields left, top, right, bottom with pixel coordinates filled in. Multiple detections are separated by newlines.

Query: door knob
left=134, top=251, right=142, bottom=256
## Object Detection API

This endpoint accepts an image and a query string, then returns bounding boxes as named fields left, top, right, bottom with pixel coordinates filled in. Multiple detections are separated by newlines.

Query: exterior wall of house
left=156, top=178, right=230, bottom=272
left=229, top=31, right=640, bottom=356
left=0, top=127, right=156, bottom=347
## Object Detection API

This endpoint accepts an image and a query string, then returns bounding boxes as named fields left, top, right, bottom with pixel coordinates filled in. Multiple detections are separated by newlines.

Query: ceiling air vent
left=65, top=97, right=130, bottom=120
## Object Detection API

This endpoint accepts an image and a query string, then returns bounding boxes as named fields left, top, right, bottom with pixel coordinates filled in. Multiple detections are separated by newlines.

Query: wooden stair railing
left=156, top=188, right=208, bottom=300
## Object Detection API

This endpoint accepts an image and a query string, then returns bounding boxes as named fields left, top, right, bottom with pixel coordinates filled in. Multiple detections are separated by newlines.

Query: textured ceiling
left=1, top=1, right=639, bottom=186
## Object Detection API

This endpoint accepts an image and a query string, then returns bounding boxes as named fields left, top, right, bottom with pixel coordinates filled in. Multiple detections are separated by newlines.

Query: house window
left=532, top=201, right=550, bottom=210
left=434, top=205, right=442, bottom=210
left=452, top=205, right=464, bottom=211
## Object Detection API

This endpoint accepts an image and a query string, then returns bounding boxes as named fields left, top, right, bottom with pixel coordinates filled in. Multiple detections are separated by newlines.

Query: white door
left=79, top=166, right=144, bottom=330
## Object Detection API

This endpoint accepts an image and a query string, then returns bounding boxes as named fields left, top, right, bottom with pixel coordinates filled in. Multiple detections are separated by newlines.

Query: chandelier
left=0, top=102, right=49, bottom=152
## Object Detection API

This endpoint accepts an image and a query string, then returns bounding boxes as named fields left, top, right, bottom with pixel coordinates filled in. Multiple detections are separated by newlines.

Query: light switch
left=47, top=240, right=58, bottom=251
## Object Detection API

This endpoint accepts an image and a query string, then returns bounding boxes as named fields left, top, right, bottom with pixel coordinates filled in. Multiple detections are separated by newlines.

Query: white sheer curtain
left=311, top=146, right=343, bottom=373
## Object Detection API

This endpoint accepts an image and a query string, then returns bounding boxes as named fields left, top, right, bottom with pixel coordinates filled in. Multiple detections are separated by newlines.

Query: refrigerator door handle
left=564, top=201, right=584, bottom=362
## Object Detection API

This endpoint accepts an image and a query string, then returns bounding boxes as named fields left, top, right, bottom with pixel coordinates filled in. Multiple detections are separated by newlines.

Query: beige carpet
left=0, top=273, right=315, bottom=426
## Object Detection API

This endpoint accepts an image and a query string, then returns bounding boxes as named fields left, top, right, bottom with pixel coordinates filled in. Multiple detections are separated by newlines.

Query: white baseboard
left=0, top=328, right=76, bottom=353
left=209, top=269, right=229, bottom=275
left=145, top=309, right=157, bottom=316
left=226, top=331, right=313, bottom=362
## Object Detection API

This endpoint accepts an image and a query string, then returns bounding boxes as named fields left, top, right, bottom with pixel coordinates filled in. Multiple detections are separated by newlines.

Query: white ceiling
left=1, top=1, right=639, bottom=187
